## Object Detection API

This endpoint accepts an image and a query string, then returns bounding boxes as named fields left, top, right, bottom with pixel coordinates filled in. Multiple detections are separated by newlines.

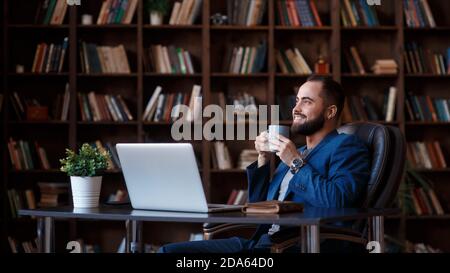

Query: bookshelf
left=1, top=0, right=450, bottom=253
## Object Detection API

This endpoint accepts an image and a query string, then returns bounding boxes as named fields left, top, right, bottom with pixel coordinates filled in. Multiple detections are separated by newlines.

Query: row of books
left=409, top=186, right=445, bottom=216
left=7, top=139, right=51, bottom=171
left=8, top=237, right=38, bottom=253
left=237, top=149, right=259, bottom=169
left=407, top=141, right=447, bottom=169
left=223, top=41, right=267, bottom=74
left=211, top=141, right=233, bottom=170
left=31, top=37, right=68, bottom=73
left=343, top=46, right=366, bottom=74
left=276, top=0, right=323, bottom=27
left=34, top=0, right=68, bottom=25
left=371, top=59, right=398, bottom=75
left=10, top=86, right=70, bottom=121
left=405, top=95, right=450, bottom=122
left=226, top=189, right=249, bottom=205
left=341, top=0, right=380, bottom=27
left=96, top=0, right=138, bottom=24
left=7, top=182, right=69, bottom=218
left=80, top=42, right=131, bottom=74
left=168, top=0, right=203, bottom=25
left=77, top=92, right=134, bottom=122
left=276, top=48, right=312, bottom=74
left=143, top=45, right=196, bottom=74
left=403, top=0, right=436, bottom=28
left=404, top=43, right=449, bottom=75
left=342, top=87, right=397, bottom=122
left=407, top=242, right=442, bottom=253
left=90, top=140, right=121, bottom=170
left=142, top=85, right=202, bottom=122
left=227, top=0, right=267, bottom=26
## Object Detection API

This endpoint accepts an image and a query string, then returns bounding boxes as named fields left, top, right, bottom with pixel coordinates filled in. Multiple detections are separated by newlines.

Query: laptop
left=116, top=143, right=243, bottom=213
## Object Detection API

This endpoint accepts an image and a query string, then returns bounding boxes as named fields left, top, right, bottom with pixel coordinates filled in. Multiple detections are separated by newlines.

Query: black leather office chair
left=203, top=122, right=406, bottom=253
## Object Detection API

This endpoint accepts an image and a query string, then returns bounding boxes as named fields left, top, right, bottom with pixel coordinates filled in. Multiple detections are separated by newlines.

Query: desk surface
left=19, top=206, right=398, bottom=225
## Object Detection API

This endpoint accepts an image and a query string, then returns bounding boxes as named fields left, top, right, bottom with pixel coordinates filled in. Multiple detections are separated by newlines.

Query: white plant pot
left=70, top=176, right=102, bottom=208
left=150, top=11, right=163, bottom=25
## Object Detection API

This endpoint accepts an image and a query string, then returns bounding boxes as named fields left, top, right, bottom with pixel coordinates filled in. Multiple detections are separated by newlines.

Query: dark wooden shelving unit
left=2, top=0, right=450, bottom=253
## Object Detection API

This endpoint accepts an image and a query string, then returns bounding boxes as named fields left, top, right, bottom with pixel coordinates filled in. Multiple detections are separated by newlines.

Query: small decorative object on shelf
left=81, top=14, right=93, bottom=25
left=15, top=64, right=24, bottom=73
left=211, top=13, right=228, bottom=25
left=315, top=55, right=330, bottom=74
left=60, top=144, right=111, bottom=208
left=145, top=0, right=170, bottom=25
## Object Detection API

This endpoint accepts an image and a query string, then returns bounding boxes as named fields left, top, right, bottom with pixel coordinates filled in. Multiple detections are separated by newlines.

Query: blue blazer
left=246, top=129, right=370, bottom=208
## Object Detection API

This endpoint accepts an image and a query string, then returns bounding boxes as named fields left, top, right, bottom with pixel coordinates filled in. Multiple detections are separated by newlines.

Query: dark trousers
left=157, top=234, right=366, bottom=253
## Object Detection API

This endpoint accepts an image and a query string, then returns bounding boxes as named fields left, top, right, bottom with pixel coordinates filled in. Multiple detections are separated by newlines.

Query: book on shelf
left=405, top=94, right=450, bottom=122
left=37, top=182, right=69, bottom=207
left=403, top=0, right=436, bottom=28
left=7, top=138, right=51, bottom=171
left=31, top=37, right=68, bottom=73
left=97, top=0, right=138, bottom=24
left=237, top=149, right=259, bottom=169
left=371, top=59, right=398, bottom=75
left=79, top=42, right=131, bottom=74
left=343, top=89, right=396, bottom=122
left=168, top=0, right=203, bottom=25
left=142, top=84, right=201, bottom=122
left=34, top=0, right=68, bottom=25
left=276, top=0, right=322, bottom=27
left=226, top=189, right=248, bottom=205
left=406, top=141, right=447, bottom=169
left=77, top=92, right=134, bottom=122
left=211, top=141, right=233, bottom=170
left=341, top=0, right=380, bottom=27
left=8, top=237, right=38, bottom=253
left=343, top=46, right=366, bottom=74
left=143, top=45, right=196, bottom=74
left=223, top=41, right=267, bottom=74
left=405, top=43, right=449, bottom=75
left=87, top=140, right=121, bottom=170
left=276, top=48, right=312, bottom=74
left=7, top=188, right=38, bottom=218
left=409, top=186, right=445, bottom=216
left=226, top=0, right=267, bottom=26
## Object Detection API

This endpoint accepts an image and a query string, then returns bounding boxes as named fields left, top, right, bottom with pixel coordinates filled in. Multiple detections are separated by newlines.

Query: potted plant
left=60, top=143, right=111, bottom=208
left=145, top=0, right=170, bottom=25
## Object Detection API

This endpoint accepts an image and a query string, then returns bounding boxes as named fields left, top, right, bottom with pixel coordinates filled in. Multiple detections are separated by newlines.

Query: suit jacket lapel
left=267, top=163, right=289, bottom=200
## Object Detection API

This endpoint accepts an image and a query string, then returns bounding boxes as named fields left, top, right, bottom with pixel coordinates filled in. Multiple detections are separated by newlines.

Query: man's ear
left=327, top=105, right=337, bottom=120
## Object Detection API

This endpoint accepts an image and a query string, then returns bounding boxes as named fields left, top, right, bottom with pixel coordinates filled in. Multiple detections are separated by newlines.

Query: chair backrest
left=337, top=122, right=406, bottom=209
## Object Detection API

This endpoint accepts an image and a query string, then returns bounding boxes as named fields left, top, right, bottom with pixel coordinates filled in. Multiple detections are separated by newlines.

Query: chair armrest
left=203, top=223, right=257, bottom=240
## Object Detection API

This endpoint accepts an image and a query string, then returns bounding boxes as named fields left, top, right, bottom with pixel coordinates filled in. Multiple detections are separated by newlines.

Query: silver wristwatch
left=290, top=157, right=305, bottom=174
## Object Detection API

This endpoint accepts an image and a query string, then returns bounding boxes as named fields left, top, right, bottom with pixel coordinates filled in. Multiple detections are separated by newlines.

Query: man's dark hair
left=306, top=75, right=345, bottom=118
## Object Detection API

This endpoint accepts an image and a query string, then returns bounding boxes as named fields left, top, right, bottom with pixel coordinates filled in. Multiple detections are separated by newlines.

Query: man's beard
left=291, top=112, right=325, bottom=136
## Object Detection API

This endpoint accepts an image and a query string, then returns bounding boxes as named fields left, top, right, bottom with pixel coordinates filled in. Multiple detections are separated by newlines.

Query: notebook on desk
left=116, top=143, right=243, bottom=213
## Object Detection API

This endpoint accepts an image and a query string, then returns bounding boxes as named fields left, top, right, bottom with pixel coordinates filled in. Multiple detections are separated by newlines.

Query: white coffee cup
left=268, top=125, right=290, bottom=152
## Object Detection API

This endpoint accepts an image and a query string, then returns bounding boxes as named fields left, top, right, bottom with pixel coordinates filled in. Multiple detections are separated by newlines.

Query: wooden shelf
left=9, top=169, right=63, bottom=174
left=404, top=27, right=450, bottom=32
left=7, top=72, right=69, bottom=77
left=211, top=73, right=269, bottom=78
left=341, top=26, right=398, bottom=31
left=276, top=73, right=331, bottom=78
left=8, top=24, right=69, bottom=29
left=406, top=122, right=450, bottom=126
left=78, top=24, right=137, bottom=29
left=77, top=121, right=138, bottom=125
left=274, top=26, right=332, bottom=31
left=405, top=215, right=450, bottom=220
left=143, top=121, right=173, bottom=126
left=9, top=120, right=69, bottom=125
left=77, top=73, right=137, bottom=77
left=144, top=73, right=202, bottom=77
left=341, top=73, right=398, bottom=78
left=405, top=74, right=450, bottom=78
left=210, top=25, right=269, bottom=31
left=143, top=24, right=202, bottom=30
